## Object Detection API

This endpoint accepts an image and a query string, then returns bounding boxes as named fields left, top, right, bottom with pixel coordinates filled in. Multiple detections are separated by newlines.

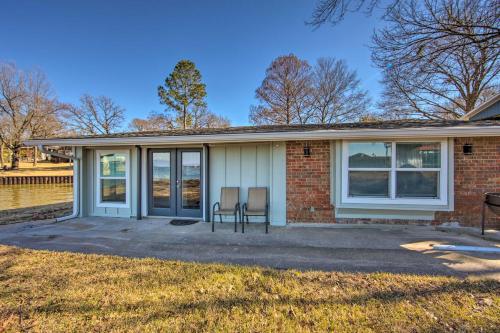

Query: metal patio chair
left=212, top=187, right=240, bottom=232
left=241, top=187, right=269, bottom=234
left=481, top=192, right=500, bottom=235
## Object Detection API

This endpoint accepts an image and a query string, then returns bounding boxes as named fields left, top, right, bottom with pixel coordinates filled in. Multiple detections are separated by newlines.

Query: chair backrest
left=220, top=187, right=239, bottom=210
left=247, top=187, right=267, bottom=211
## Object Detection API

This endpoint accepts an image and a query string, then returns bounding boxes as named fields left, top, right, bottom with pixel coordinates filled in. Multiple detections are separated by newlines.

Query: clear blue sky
left=1, top=0, right=385, bottom=127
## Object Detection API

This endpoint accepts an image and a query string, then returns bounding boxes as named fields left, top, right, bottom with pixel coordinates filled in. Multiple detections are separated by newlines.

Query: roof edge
left=461, top=93, right=500, bottom=120
left=25, top=125, right=500, bottom=147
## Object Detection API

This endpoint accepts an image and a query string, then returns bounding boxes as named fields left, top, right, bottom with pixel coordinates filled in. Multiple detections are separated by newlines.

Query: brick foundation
left=286, top=141, right=334, bottom=223
left=436, top=137, right=500, bottom=228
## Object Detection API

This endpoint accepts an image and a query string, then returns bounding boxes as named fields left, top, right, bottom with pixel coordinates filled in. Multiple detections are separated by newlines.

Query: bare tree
left=29, top=105, right=66, bottom=166
left=65, top=95, right=125, bottom=135
left=311, top=58, right=370, bottom=123
left=0, top=143, right=4, bottom=167
left=309, top=0, right=386, bottom=27
left=191, top=107, right=230, bottom=128
left=0, top=62, right=65, bottom=169
left=128, top=112, right=174, bottom=132
left=249, top=54, right=313, bottom=125
left=374, top=0, right=499, bottom=119
left=309, top=0, right=499, bottom=52
left=0, top=117, right=7, bottom=168
left=128, top=107, right=229, bottom=132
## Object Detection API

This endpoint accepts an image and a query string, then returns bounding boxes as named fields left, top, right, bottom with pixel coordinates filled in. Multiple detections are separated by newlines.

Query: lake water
left=0, top=184, right=73, bottom=210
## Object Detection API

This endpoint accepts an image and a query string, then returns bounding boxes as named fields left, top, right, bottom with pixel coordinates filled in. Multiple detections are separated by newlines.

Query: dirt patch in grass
left=0, top=202, right=72, bottom=225
left=0, top=245, right=498, bottom=332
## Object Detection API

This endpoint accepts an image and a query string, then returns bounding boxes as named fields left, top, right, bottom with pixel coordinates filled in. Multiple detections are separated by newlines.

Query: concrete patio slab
left=0, top=217, right=499, bottom=279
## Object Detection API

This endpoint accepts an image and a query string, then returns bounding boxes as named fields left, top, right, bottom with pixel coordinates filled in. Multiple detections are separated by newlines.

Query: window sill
left=342, top=197, right=446, bottom=205
left=336, top=200, right=451, bottom=211
left=96, top=202, right=129, bottom=209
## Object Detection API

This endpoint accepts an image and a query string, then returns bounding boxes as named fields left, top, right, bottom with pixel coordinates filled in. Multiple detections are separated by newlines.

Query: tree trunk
left=33, top=146, right=37, bottom=166
left=0, top=144, right=4, bottom=168
left=183, top=105, right=187, bottom=129
left=11, top=146, right=20, bottom=170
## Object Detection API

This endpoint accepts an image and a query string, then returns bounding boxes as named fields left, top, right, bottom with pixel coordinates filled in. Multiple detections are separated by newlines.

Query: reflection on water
left=0, top=184, right=73, bottom=210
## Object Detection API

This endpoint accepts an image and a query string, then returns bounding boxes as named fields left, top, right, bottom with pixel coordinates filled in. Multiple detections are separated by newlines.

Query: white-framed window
left=96, top=150, right=130, bottom=208
left=341, top=140, right=448, bottom=205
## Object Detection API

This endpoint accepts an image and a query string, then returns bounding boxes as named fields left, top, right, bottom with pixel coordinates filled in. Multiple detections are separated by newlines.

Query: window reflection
left=396, top=143, right=440, bottom=168
left=348, top=142, right=392, bottom=168
left=349, top=171, right=389, bottom=197
left=181, top=152, right=200, bottom=209
left=100, top=153, right=126, bottom=177
left=152, top=152, right=170, bottom=208
left=396, top=171, right=439, bottom=198
left=101, top=179, right=126, bottom=202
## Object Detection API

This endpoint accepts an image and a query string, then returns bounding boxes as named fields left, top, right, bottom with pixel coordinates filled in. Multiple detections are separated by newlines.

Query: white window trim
left=96, top=149, right=130, bottom=208
left=341, top=140, right=448, bottom=206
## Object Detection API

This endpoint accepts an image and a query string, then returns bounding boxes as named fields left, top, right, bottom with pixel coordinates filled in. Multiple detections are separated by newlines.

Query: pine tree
left=158, top=60, right=207, bottom=129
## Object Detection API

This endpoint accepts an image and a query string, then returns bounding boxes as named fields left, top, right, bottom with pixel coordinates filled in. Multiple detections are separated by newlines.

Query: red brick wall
left=436, top=137, right=500, bottom=228
left=286, top=141, right=334, bottom=223
left=285, top=137, right=500, bottom=228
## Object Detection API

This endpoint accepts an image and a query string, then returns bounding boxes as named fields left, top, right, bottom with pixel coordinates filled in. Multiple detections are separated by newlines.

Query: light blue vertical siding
left=256, top=144, right=270, bottom=187
left=225, top=146, right=241, bottom=187
left=209, top=143, right=286, bottom=225
left=240, top=145, right=257, bottom=205
left=270, top=142, right=287, bottom=226
left=209, top=146, right=226, bottom=215
left=79, top=143, right=287, bottom=223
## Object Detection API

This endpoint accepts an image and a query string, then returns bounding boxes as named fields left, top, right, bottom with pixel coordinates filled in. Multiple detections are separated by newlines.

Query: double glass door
left=148, top=149, right=202, bottom=217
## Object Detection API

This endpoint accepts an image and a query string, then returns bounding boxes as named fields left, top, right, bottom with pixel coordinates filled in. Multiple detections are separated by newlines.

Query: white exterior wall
left=209, top=142, right=286, bottom=225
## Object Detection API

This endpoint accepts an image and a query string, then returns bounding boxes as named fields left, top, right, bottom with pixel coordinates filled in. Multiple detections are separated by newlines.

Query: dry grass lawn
left=0, top=245, right=499, bottom=332
left=0, top=162, right=73, bottom=177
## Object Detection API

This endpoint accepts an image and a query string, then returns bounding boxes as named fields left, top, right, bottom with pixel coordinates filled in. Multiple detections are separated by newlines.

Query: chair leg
left=219, top=214, right=222, bottom=223
left=212, top=213, right=215, bottom=232
left=234, top=213, right=237, bottom=232
left=481, top=201, right=486, bottom=235
left=241, top=211, right=245, bottom=233
left=266, top=212, right=269, bottom=234
left=246, top=215, right=249, bottom=224
left=240, top=211, right=245, bottom=234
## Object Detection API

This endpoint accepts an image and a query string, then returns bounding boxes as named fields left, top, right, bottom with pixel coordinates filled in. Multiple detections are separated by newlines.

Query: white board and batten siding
left=209, top=142, right=286, bottom=226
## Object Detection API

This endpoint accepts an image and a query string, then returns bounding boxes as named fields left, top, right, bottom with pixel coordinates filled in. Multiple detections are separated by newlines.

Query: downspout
left=37, top=145, right=80, bottom=222
left=136, top=145, right=142, bottom=220
left=204, top=143, right=210, bottom=222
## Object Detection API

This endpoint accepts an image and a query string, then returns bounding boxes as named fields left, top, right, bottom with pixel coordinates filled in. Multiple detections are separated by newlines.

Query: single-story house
left=25, top=105, right=500, bottom=229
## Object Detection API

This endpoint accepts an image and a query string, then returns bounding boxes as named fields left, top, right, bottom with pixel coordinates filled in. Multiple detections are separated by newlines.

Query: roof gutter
left=24, top=125, right=500, bottom=147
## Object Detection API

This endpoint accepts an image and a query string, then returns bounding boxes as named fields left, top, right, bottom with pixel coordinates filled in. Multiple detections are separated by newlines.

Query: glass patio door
left=148, top=149, right=175, bottom=216
left=176, top=150, right=202, bottom=217
left=148, top=148, right=202, bottom=218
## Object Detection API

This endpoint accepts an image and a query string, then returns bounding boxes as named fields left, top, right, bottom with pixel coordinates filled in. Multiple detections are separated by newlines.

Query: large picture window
left=342, top=140, right=448, bottom=205
left=96, top=150, right=130, bottom=208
